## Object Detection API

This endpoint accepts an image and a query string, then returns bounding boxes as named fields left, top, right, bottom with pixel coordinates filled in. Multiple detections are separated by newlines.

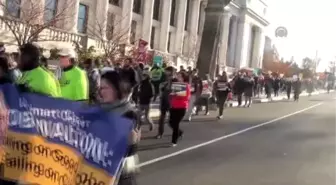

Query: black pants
left=217, top=95, right=227, bottom=116
left=274, top=89, right=279, bottom=97
left=286, top=89, right=291, bottom=99
left=294, top=92, right=299, bottom=101
left=158, top=107, right=169, bottom=136
left=196, top=97, right=209, bottom=115
left=237, top=93, right=243, bottom=106
left=152, top=81, right=160, bottom=101
left=169, top=108, right=186, bottom=144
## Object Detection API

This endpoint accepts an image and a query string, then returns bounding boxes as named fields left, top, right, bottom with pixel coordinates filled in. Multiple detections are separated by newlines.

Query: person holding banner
left=16, top=43, right=61, bottom=98
left=170, top=72, right=191, bottom=146
left=0, top=56, right=12, bottom=84
left=99, top=71, right=141, bottom=185
left=58, top=48, right=89, bottom=101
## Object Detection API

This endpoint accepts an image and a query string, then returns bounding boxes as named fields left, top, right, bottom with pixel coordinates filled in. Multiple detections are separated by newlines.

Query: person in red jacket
left=169, top=72, right=191, bottom=147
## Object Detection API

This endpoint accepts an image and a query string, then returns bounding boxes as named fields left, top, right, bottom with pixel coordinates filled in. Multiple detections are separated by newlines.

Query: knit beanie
left=101, top=71, right=122, bottom=99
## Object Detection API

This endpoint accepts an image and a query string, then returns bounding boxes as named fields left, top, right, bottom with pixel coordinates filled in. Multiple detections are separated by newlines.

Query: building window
left=167, top=32, right=171, bottom=52
left=130, top=20, right=137, bottom=44
left=77, top=4, right=88, bottom=33
left=109, top=0, right=120, bottom=6
left=106, top=13, right=115, bottom=40
left=185, top=0, right=190, bottom=31
left=170, top=0, right=176, bottom=26
left=133, top=0, right=141, bottom=14
left=6, top=0, right=21, bottom=18
left=153, top=0, right=160, bottom=20
left=150, top=27, right=155, bottom=49
left=44, top=0, right=58, bottom=23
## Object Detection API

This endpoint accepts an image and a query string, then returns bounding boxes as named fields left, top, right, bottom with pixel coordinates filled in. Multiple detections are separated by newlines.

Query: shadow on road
left=138, top=142, right=171, bottom=151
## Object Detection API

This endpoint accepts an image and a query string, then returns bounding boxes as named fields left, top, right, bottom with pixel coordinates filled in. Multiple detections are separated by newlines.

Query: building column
left=227, top=16, right=238, bottom=67
left=234, top=17, right=251, bottom=68
left=159, top=0, right=172, bottom=52
left=121, top=0, right=134, bottom=44
left=95, top=0, right=109, bottom=38
left=0, top=0, right=4, bottom=16
left=188, top=0, right=201, bottom=52
left=198, top=1, right=207, bottom=35
left=174, top=0, right=188, bottom=55
left=142, top=0, right=154, bottom=45
left=63, top=0, right=80, bottom=32
left=256, top=29, right=265, bottom=68
left=217, top=12, right=231, bottom=74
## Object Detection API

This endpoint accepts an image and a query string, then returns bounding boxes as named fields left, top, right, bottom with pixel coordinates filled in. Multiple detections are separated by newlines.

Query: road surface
left=137, top=92, right=336, bottom=185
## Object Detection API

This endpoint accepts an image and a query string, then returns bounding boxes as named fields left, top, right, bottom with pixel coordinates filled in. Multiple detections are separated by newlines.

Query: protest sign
left=153, top=56, right=163, bottom=67
left=171, top=82, right=187, bottom=97
left=0, top=84, right=132, bottom=185
left=201, top=80, right=211, bottom=95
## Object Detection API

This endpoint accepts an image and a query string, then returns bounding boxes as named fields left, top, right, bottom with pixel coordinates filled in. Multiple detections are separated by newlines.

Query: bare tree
left=0, top=0, right=75, bottom=47
left=88, top=13, right=138, bottom=62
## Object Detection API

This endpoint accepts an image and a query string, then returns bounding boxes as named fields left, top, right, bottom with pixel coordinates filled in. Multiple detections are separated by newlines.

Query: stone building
left=0, top=0, right=269, bottom=71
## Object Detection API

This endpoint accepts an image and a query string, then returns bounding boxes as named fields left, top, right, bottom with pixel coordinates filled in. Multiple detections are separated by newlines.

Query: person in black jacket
left=285, top=78, right=292, bottom=100
left=156, top=66, right=174, bottom=139
left=233, top=72, right=245, bottom=106
left=122, top=58, right=139, bottom=88
left=0, top=56, right=12, bottom=84
left=213, top=71, right=231, bottom=119
left=138, top=71, right=155, bottom=131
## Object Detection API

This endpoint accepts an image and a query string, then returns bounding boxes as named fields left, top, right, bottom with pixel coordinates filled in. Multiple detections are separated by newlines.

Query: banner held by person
left=0, top=84, right=133, bottom=185
left=171, top=82, right=187, bottom=97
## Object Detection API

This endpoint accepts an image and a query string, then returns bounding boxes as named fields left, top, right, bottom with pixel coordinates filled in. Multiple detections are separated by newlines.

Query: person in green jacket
left=150, top=63, right=164, bottom=101
left=16, top=43, right=61, bottom=98
left=58, top=48, right=88, bottom=101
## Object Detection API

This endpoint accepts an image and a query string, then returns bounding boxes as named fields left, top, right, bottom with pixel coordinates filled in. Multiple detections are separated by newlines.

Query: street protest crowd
left=0, top=42, right=335, bottom=185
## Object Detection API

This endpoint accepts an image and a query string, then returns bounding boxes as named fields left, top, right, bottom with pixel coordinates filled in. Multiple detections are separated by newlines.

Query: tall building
left=0, top=0, right=205, bottom=67
left=197, top=0, right=269, bottom=76
left=0, top=0, right=269, bottom=70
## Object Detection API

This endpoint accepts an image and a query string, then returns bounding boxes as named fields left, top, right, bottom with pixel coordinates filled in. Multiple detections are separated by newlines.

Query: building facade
left=197, top=0, right=269, bottom=76
left=0, top=0, right=269, bottom=70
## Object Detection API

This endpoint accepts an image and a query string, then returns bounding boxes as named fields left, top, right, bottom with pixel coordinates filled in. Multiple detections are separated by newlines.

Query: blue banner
left=0, top=84, right=132, bottom=185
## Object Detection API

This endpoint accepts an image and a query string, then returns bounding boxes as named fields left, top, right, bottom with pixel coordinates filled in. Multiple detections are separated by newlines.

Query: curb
left=149, top=90, right=334, bottom=117
left=228, top=90, right=333, bottom=107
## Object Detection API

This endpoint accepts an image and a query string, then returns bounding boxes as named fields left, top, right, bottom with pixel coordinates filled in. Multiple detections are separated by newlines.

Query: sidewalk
left=148, top=89, right=334, bottom=118
left=226, top=90, right=334, bottom=107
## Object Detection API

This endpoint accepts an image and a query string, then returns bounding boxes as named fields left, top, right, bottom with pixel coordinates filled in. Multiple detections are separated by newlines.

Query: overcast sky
left=265, top=0, right=336, bottom=71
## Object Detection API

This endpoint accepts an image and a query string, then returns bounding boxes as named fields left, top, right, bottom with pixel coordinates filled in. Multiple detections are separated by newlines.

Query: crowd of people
left=0, top=42, right=334, bottom=185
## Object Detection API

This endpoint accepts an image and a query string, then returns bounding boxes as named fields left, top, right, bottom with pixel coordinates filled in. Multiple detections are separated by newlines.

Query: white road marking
left=137, top=103, right=323, bottom=168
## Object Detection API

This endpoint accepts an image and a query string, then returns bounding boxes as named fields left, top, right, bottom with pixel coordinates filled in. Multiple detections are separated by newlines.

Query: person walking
left=150, top=63, right=164, bottom=101
left=156, top=66, right=174, bottom=139
left=58, top=48, right=88, bottom=101
left=234, top=72, right=245, bottom=106
left=244, top=74, right=255, bottom=107
left=138, top=70, right=155, bottom=131
left=213, top=71, right=231, bottom=119
left=169, top=72, right=190, bottom=146
left=185, top=69, right=202, bottom=121
left=292, top=76, right=302, bottom=101
left=98, top=71, right=140, bottom=185
left=16, top=43, right=61, bottom=97
left=285, top=78, right=292, bottom=100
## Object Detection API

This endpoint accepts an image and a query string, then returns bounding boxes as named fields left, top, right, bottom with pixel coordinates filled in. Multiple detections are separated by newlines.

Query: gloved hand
left=16, top=84, right=30, bottom=93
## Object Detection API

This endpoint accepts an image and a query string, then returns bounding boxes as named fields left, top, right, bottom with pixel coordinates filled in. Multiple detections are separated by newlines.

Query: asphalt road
left=137, top=92, right=336, bottom=185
